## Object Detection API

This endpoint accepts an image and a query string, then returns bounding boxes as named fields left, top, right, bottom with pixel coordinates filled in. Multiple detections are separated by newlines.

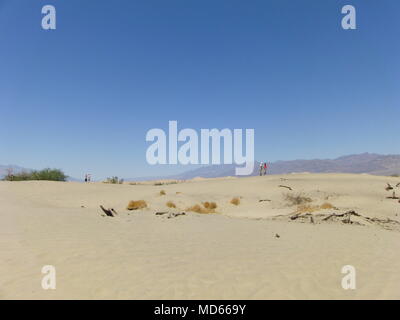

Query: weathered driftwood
left=100, top=205, right=115, bottom=217
left=259, top=199, right=272, bottom=202
left=279, top=185, right=293, bottom=191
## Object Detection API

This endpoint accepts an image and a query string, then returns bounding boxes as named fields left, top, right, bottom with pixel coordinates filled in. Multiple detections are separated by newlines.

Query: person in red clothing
left=263, top=162, right=268, bottom=175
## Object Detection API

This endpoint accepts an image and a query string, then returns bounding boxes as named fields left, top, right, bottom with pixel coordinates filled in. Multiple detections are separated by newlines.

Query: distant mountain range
left=144, top=153, right=400, bottom=180
left=2, top=153, right=400, bottom=182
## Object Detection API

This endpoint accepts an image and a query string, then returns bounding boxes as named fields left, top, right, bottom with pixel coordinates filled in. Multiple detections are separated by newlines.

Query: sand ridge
left=1, top=173, right=400, bottom=299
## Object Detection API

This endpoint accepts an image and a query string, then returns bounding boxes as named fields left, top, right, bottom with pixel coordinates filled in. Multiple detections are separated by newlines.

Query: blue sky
left=0, top=0, right=399, bottom=179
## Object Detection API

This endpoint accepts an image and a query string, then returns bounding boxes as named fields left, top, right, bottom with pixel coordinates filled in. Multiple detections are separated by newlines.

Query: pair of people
left=84, top=174, right=91, bottom=182
left=259, top=162, right=268, bottom=176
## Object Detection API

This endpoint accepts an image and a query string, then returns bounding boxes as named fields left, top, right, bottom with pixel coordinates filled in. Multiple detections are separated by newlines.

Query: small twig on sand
left=290, top=212, right=302, bottom=220
left=259, top=199, right=272, bottom=202
left=386, top=191, right=399, bottom=199
left=168, top=212, right=186, bottom=219
left=156, top=211, right=186, bottom=218
left=155, top=211, right=169, bottom=216
left=386, top=183, right=394, bottom=191
left=279, top=185, right=293, bottom=191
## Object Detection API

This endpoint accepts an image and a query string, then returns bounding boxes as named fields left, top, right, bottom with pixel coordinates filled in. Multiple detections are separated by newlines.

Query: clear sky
left=1, top=0, right=399, bottom=179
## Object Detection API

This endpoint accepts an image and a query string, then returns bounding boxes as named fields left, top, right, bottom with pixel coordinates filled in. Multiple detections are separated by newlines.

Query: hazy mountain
left=166, top=164, right=260, bottom=180
left=159, top=153, right=400, bottom=180
left=268, top=153, right=400, bottom=176
left=3, top=153, right=399, bottom=182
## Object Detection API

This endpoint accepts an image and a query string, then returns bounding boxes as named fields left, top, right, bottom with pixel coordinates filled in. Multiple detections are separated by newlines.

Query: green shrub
left=4, top=168, right=67, bottom=182
left=104, top=176, right=124, bottom=184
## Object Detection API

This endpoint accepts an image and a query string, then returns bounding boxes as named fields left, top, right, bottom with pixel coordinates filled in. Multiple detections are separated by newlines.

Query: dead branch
left=322, top=210, right=360, bottom=221
left=290, top=212, right=302, bottom=220
left=155, top=211, right=169, bottom=216
left=155, top=211, right=186, bottom=218
left=386, top=191, right=399, bottom=199
left=279, top=185, right=293, bottom=191
left=100, top=205, right=115, bottom=217
left=386, top=183, right=394, bottom=191
left=168, top=212, right=186, bottom=219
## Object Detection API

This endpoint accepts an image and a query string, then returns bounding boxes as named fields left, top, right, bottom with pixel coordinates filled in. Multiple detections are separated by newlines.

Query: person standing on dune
left=259, top=162, right=264, bottom=176
left=264, top=162, right=268, bottom=175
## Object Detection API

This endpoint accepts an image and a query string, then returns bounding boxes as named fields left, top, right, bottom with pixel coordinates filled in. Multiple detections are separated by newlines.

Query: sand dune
left=1, top=173, right=400, bottom=299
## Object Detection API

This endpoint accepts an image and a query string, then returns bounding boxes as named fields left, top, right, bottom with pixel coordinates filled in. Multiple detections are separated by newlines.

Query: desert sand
left=1, top=173, right=399, bottom=299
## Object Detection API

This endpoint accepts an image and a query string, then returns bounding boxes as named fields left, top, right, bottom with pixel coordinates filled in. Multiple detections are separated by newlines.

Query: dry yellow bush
left=284, top=193, right=312, bottom=206
left=320, top=202, right=334, bottom=209
left=186, top=202, right=217, bottom=214
left=230, top=197, right=240, bottom=206
left=159, top=190, right=166, bottom=196
left=203, top=201, right=217, bottom=209
left=296, top=204, right=319, bottom=214
left=166, top=201, right=176, bottom=208
left=295, top=202, right=335, bottom=214
left=126, top=200, right=147, bottom=210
